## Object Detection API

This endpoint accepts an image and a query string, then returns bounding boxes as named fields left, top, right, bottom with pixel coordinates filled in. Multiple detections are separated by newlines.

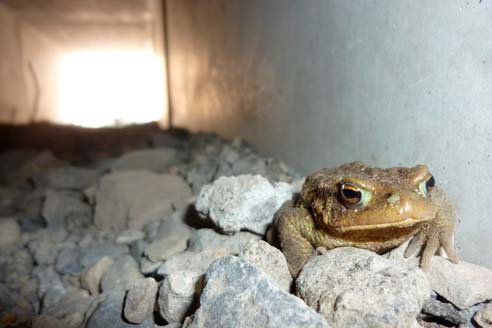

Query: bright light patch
left=57, top=50, right=165, bottom=128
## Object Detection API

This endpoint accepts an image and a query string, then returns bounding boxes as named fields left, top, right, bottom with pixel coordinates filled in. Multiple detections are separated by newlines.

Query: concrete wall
left=166, top=0, right=492, bottom=267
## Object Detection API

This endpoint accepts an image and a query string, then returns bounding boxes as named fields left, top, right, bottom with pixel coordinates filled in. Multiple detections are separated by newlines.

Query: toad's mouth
left=333, top=215, right=434, bottom=232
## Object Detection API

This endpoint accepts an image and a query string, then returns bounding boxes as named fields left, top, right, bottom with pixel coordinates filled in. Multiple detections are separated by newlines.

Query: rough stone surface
left=80, top=241, right=128, bottom=269
left=87, top=291, right=154, bottom=328
left=189, top=256, right=330, bottom=328
left=82, top=256, right=115, bottom=295
left=427, top=256, right=492, bottom=309
left=157, top=251, right=219, bottom=277
left=421, top=298, right=468, bottom=325
left=239, top=240, right=292, bottom=292
left=296, top=247, right=430, bottom=328
left=124, top=278, right=158, bottom=324
left=42, top=288, right=96, bottom=328
left=474, top=303, right=492, bottom=327
left=55, top=244, right=82, bottom=274
left=32, top=166, right=100, bottom=190
left=100, top=255, right=143, bottom=292
left=144, top=236, right=188, bottom=262
left=187, top=228, right=260, bottom=255
left=195, top=175, right=293, bottom=234
left=27, top=229, right=66, bottom=265
left=91, top=171, right=192, bottom=230
left=110, top=147, right=180, bottom=172
left=42, top=190, right=92, bottom=231
left=158, top=271, right=203, bottom=323
left=0, top=218, right=21, bottom=247
left=116, top=229, right=144, bottom=245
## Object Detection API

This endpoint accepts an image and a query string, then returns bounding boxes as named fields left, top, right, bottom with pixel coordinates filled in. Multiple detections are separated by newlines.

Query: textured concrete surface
left=166, top=0, right=492, bottom=267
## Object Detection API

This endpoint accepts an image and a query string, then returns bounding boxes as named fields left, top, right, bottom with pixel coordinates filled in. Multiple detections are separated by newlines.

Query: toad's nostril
left=386, top=193, right=400, bottom=205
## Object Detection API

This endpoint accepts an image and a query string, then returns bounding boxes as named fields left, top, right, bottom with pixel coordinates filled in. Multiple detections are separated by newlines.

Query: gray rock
left=80, top=241, right=129, bottom=269
left=427, top=256, right=492, bottom=309
left=32, top=166, right=100, bottom=190
left=124, top=278, right=158, bottom=324
left=474, top=303, right=492, bottom=327
left=130, top=239, right=148, bottom=262
left=28, top=236, right=59, bottom=266
left=91, top=171, right=192, bottom=230
left=421, top=298, right=468, bottom=325
left=239, top=240, right=292, bottom=292
left=296, top=247, right=430, bottom=328
left=116, top=229, right=145, bottom=245
left=42, top=190, right=92, bottom=231
left=232, top=154, right=267, bottom=176
left=188, top=229, right=260, bottom=255
left=82, top=256, right=114, bottom=295
left=185, top=161, right=218, bottom=194
left=100, top=255, right=143, bottom=292
left=157, top=251, right=220, bottom=277
left=5, top=248, right=33, bottom=284
left=0, top=218, right=21, bottom=247
left=33, top=266, right=64, bottom=298
left=188, top=256, right=330, bottom=328
left=140, top=257, right=163, bottom=275
left=0, top=150, right=64, bottom=187
left=195, top=175, right=293, bottom=235
left=43, top=288, right=96, bottom=328
left=158, top=271, right=203, bottom=323
left=144, top=213, right=193, bottom=262
left=87, top=291, right=154, bottom=328
left=55, top=244, right=82, bottom=274
left=144, top=237, right=188, bottom=262
left=110, top=147, right=180, bottom=172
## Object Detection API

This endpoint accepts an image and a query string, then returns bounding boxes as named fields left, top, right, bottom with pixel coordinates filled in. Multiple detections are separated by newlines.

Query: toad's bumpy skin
left=274, top=162, right=459, bottom=277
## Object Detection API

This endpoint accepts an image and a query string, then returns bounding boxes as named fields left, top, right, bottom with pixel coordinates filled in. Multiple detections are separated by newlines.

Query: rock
left=32, top=166, right=100, bottom=190
left=91, top=171, right=192, bottom=230
left=157, top=250, right=222, bottom=277
left=81, top=256, right=114, bottom=295
left=158, top=271, right=203, bottom=323
left=296, top=247, right=430, bottom=328
left=100, top=255, right=143, bottom=292
left=144, top=214, right=193, bottom=262
left=116, top=229, right=145, bottom=244
left=42, top=288, right=96, bottom=328
left=33, top=266, right=64, bottom=298
left=27, top=233, right=60, bottom=266
left=188, top=256, right=330, bottom=328
left=55, top=244, right=82, bottom=274
left=427, top=256, right=492, bottom=309
left=87, top=291, right=154, bottom=328
left=80, top=241, right=128, bottom=269
left=195, top=175, right=293, bottom=235
left=0, top=218, right=21, bottom=246
left=239, top=240, right=292, bottom=292
left=0, top=150, right=64, bottom=187
left=187, top=229, right=260, bottom=255
left=124, top=278, right=158, bottom=324
left=130, top=240, right=148, bottom=263
left=144, top=237, right=188, bottom=262
left=5, top=249, right=33, bottom=283
left=474, top=303, right=492, bottom=327
left=32, top=315, right=65, bottom=328
left=185, top=161, right=218, bottom=194
left=232, top=154, right=267, bottom=176
left=42, top=190, right=92, bottom=231
left=110, top=147, right=181, bottom=172
left=421, top=298, right=468, bottom=325
left=140, top=257, right=163, bottom=275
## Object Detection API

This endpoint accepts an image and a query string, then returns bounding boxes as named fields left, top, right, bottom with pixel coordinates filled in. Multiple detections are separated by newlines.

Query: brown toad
left=274, top=162, right=459, bottom=276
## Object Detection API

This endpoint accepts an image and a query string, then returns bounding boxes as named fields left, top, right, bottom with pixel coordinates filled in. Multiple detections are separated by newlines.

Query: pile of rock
left=0, top=130, right=491, bottom=328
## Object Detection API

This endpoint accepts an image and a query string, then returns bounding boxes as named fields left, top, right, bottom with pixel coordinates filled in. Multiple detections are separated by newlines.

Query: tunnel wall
left=166, top=0, right=492, bottom=267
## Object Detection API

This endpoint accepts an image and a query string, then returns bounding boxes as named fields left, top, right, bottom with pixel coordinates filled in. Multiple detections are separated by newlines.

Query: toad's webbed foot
left=404, top=188, right=459, bottom=271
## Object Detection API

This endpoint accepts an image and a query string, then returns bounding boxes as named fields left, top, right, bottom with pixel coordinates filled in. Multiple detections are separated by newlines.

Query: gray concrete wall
left=166, top=0, right=492, bottom=267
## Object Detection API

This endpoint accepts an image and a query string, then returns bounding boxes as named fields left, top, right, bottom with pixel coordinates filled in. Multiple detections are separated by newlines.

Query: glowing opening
left=57, top=49, right=166, bottom=128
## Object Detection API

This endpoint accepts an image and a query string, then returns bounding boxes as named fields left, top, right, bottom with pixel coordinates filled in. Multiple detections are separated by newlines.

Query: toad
left=274, top=162, right=459, bottom=276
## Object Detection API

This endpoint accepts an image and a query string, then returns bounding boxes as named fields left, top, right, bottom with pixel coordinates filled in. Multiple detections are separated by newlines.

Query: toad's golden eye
left=340, top=183, right=365, bottom=208
left=418, top=175, right=435, bottom=197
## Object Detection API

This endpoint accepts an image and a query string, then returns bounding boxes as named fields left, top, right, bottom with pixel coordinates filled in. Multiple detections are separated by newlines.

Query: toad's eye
left=418, top=175, right=435, bottom=197
left=339, top=183, right=369, bottom=208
